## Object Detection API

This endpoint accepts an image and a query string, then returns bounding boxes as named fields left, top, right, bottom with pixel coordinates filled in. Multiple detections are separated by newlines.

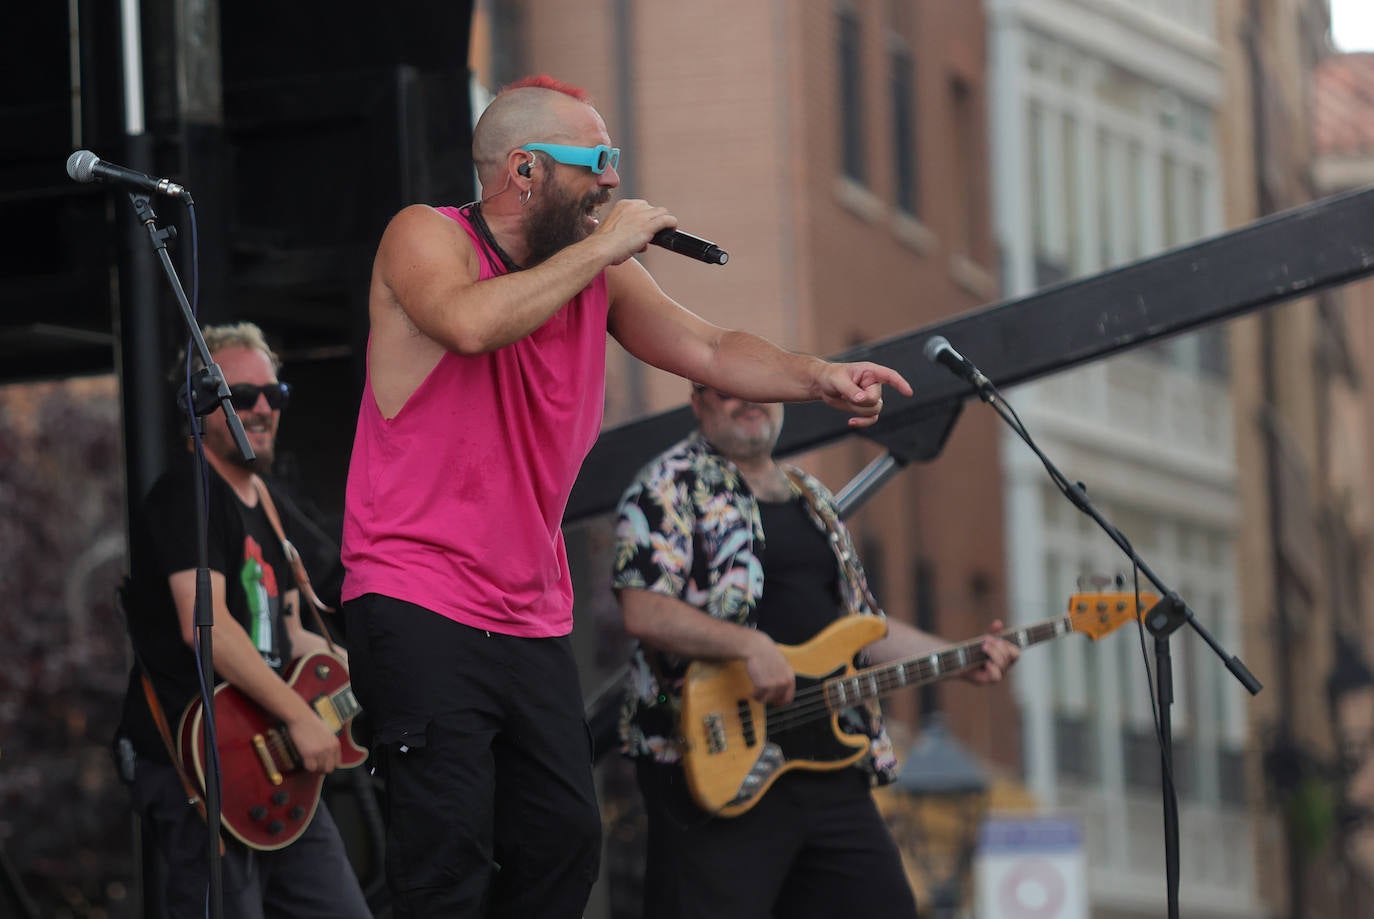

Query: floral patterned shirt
left=611, top=431, right=899, bottom=785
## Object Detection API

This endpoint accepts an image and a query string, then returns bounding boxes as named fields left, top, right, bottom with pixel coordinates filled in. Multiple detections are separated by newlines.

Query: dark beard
left=524, top=184, right=608, bottom=266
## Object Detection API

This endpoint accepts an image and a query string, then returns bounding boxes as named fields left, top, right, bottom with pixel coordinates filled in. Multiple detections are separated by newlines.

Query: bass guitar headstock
left=1066, top=590, right=1161, bottom=641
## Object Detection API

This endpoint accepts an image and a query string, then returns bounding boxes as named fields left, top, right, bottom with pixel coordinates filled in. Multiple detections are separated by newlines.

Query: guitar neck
left=824, top=613, right=1074, bottom=710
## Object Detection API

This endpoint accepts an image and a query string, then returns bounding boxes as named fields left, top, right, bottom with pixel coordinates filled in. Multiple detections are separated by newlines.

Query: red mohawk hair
left=502, top=74, right=593, bottom=103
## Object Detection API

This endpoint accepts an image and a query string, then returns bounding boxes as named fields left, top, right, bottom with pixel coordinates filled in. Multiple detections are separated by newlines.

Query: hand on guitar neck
left=743, top=616, right=1017, bottom=705
left=962, top=620, right=1019, bottom=683
left=866, top=616, right=1020, bottom=685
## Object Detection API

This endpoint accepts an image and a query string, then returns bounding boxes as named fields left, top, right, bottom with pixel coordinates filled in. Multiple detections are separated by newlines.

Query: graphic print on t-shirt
left=240, top=535, right=282, bottom=668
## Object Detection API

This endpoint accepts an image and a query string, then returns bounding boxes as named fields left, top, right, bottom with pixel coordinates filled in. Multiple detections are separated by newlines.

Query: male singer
left=340, top=73, right=913, bottom=917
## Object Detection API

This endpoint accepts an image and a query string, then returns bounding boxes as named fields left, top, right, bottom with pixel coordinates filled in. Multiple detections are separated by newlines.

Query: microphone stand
left=127, top=191, right=254, bottom=919
left=960, top=371, right=1262, bottom=919
left=833, top=452, right=910, bottom=518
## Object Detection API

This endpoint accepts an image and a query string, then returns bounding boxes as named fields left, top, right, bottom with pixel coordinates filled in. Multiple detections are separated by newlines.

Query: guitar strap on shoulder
left=251, top=477, right=339, bottom=654
left=781, top=467, right=883, bottom=617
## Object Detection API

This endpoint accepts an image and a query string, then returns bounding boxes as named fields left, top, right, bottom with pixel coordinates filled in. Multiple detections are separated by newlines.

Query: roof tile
left=1314, top=52, right=1374, bottom=157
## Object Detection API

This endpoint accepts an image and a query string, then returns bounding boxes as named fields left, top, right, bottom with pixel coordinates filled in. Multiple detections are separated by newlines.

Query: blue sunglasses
left=520, top=143, right=621, bottom=175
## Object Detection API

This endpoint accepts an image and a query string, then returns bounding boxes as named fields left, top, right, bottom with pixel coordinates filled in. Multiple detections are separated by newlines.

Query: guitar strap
left=251, top=477, right=339, bottom=654
left=781, top=468, right=894, bottom=772
left=115, top=584, right=223, bottom=852
left=139, top=672, right=213, bottom=821
left=781, top=467, right=883, bottom=617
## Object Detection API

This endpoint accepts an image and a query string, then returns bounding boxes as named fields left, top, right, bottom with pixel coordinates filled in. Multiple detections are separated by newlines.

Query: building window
left=950, top=76, right=980, bottom=256
left=837, top=4, right=867, bottom=184
left=1028, top=101, right=1071, bottom=286
left=890, top=41, right=918, bottom=215
left=1041, top=488, right=1246, bottom=809
left=1196, top=327, right=1229, bottom=379
left=1056, top=714, right=1098, bottom=780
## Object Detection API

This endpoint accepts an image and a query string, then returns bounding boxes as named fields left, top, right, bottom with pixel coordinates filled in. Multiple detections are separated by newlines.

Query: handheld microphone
left=651, top=228, right=729, bottom=265
left=923, top=335, right=991, bottom=390
left=66, top=149, right=188, bottom=199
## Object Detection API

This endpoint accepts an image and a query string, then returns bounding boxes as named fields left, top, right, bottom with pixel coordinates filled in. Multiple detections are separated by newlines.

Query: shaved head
left=473, top=83, right=601, bottom=187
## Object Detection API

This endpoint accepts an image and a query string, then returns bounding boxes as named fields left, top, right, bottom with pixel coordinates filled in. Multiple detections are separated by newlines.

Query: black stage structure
left=1, top=0, right=479, bottom=512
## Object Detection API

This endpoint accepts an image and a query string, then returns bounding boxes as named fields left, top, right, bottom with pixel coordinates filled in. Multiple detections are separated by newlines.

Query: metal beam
left=567, top=184, right=1374, bottom=522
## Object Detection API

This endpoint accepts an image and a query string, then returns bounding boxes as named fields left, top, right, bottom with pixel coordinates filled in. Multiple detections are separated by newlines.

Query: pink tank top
left=341, top=205, right=608, bottom=637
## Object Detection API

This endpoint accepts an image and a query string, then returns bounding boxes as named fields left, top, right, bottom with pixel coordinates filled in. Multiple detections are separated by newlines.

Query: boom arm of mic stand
left=979, top=383, right=1261, bottom=695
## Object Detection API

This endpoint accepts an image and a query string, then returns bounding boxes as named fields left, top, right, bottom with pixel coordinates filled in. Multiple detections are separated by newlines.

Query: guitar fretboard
left=823, top=614, right=1073, bottom=710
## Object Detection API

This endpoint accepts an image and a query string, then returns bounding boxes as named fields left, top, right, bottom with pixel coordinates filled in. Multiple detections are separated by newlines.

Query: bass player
left=611, top=385, right=1020, bottom=919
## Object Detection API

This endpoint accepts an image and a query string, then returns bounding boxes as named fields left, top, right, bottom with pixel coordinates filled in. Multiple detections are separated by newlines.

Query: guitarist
left=114, top=323, right=370, bottom=919
left=611, top=386, right=1020, bottom=919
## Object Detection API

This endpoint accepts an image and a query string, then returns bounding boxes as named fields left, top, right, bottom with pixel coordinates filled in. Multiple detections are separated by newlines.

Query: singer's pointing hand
left=816, top=362, right=913, bottom=428
left=593, top=199, right=675, bottom=266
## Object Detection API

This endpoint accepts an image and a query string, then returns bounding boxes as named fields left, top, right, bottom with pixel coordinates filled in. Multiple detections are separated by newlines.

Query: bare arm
left=169, top=572, right=342, bottom=773
left=377, top=199, right=675, bottom=356
left=606, top=259, right=913, bottom=427
left=867, top=616, right=1020, bottom=684
left=618, top=587, right=796, bottom=704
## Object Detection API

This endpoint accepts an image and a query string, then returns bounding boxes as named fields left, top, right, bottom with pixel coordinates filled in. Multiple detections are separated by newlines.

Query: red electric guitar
left=177, top=650, right=366, bottom=850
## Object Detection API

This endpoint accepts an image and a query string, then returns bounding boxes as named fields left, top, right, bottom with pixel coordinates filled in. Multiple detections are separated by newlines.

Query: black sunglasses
left=228, top=381, right=291, bottom=411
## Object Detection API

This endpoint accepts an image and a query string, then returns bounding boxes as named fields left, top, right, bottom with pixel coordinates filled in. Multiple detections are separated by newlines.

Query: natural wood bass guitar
left=679, top=590, right=1158, bottom=817
left=177, top=650, right=366, bottom=850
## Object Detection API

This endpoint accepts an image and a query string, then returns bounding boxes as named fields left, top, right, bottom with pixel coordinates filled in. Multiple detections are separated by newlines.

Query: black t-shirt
left=751, top=496, right=843, bottom=645
left=117, top=462, right=297, bottom=763
left=752, top=496, right=847, bottom=759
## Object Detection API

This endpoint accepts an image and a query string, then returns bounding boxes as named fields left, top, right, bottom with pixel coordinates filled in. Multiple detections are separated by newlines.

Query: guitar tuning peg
left=1077, top=574, right=1112, bottom=591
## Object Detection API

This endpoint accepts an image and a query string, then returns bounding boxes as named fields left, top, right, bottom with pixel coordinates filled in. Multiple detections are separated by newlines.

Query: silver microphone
left=923, top=335, right=990, bottom=389
left=66, top=150, right=188, bottom=198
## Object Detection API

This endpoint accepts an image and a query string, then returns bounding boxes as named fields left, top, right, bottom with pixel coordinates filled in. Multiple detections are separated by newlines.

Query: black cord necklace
left=463, top=201, right=523, bottom=273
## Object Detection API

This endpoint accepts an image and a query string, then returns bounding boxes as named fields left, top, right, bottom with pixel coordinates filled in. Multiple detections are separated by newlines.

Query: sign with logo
left=974, top=816, right=1086, bottom=919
